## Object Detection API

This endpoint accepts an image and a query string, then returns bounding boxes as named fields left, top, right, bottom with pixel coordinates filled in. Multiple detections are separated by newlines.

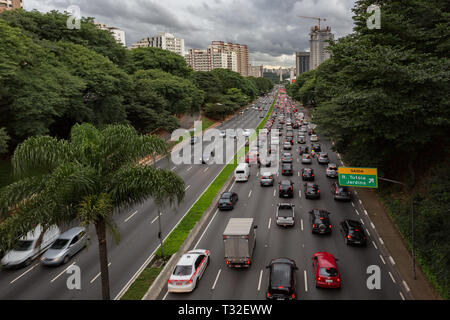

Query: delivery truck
left=223, top=218, right=257, bottom=268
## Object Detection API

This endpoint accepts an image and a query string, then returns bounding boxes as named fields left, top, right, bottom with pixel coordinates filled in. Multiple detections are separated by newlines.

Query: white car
left=1, top=224, right=60, bottom=268
left=310, top=134, right=319, bottom=142
left=168, top=249, right=210, bottom=293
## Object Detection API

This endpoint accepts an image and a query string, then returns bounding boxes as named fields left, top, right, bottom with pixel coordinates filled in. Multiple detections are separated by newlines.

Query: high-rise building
left=209, top=41, right=249, bottom=77
left=248, top=65, right=263, bottom=78
left=309, top=26, right=334, bottom=70
left=295, top=52, right=310, bottom=76
left=132, top=32, right=185, bottom=56
left=184, top=48, right=237, bottom=72
left=0, top=0, right=23, bottom=12
left=95, top=23, right=126, bottom=46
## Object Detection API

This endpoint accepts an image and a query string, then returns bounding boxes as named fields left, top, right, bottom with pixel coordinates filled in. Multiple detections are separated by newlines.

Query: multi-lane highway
left=160, top=89, right=411, bottom=300
left=0, top=90, right=278, bottom=300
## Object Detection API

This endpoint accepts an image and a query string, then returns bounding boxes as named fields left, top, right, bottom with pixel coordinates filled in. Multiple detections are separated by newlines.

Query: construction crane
left=297, top=15, right=327, bottom=30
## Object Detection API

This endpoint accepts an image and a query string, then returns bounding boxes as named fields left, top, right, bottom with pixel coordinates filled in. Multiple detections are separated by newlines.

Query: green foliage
left=248, top=77, right=274, bottom=95
left=0, top=128, right=10, bottom=154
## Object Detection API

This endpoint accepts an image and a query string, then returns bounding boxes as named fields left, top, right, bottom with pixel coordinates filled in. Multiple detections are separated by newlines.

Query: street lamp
left=378, top=176, right=416, bottom=280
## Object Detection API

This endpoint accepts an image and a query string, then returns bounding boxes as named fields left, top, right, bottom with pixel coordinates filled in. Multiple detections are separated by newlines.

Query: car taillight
left=347, top=235, right=351, bottom=239
left=188, top=279, right=192, bottom=284
left=313, top=224, right=315, bottom=228
left=267, top=293, right=271, bottom=298
left=225, top=259, right=229, bottom=264
left=291, top=293, right=295, bottom=299
left=318, top=277, right=321, bottom=281
left=329, top=225, right=332, bottom=229
left=290, top=186, right=293, bottom=190
left=229, top=202, right=233, bottom=205
left=246, top=259, right=250, bottom=265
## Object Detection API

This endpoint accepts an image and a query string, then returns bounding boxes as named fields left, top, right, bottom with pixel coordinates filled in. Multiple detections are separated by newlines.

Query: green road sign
left=338, top=167, right=378, bottom=188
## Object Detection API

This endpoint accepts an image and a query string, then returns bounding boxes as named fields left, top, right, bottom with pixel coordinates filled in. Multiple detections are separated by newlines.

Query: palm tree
left=0, top=123, right=185, bottom=299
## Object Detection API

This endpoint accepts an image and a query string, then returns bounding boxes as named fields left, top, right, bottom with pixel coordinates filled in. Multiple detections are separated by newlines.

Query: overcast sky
left=24, top=0, right=357, bottom=68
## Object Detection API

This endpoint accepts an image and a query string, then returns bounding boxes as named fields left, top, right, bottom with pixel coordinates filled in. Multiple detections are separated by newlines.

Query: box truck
left=223, top=218, right=257, bottom=268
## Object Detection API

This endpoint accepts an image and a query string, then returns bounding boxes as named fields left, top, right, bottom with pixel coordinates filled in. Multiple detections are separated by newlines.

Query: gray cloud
left=24, top=0, right=356, bottom=68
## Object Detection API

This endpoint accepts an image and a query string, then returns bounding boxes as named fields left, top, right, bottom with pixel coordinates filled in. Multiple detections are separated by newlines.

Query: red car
left=312, top=252, right=341, bottom=289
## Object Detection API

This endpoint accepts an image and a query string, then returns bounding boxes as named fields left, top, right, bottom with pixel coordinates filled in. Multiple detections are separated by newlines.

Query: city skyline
left=23, top=0, right=356, bottom=68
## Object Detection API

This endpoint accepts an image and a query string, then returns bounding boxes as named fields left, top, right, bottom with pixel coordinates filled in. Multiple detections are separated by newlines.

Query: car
left=276, top=203, right=295, bottom=227
left=41, top=227, right=87, bottom=266
left=190, top=136, right=200, bottom=145
left=298, top=135, right=306, bottom=144
left=259, top=157, right=272, bottom=167
left=304, top=182, right=320, bottom=199
left=259, top=113, right=265, bottom=118
left=299, top=127, right=307, bottom=133
left=266, top=258, right=298, bottom=300
left=298, top=146, right=309, bottom=155
left=301, top=153, right=312, bottom=164
left=278, top=129, right=283, bottom=136
left=301, top=168, right=315, bottom=181
left=311, top=143, right=321, bottom=152
left=326, top=163, right=338, bottom=178
left=340, top=219, right=367, bottom=246
left=168, top=249, right=210, bottom=293
left=219, top=130, right=226, bottom=138
left=317, top=152, right=330, bottom=165
left=283, top=141, right=292, bottom=150
left=331, top=182, right=351, bottom=201
left=201, top=150, right=215, bottom=164
left=292, top=122, right=300, bottom=129
left=276, top=124, right=283, bottom=130
left=281, top=152, right=293, bottom=163
left=309, top=209, right=332, bottom=234
left=281, top=163, right=293, bottom=176
left=279, top=180, right=294, bottom=198
left=218, top=192, right=239, bottom=210
left=286, top=131, right=294, bottom=138
left=312, top=252, right=341, bottom=289
left=260, top=171, right=274, bottom=186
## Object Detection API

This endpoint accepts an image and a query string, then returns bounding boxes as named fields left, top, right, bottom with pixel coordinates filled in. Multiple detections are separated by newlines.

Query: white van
left=1, top=224, right=60, bottom=268
left=234, top=163, right=250, bottom=182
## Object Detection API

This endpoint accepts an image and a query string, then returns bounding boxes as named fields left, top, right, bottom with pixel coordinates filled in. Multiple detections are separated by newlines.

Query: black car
left=311, top=143, right=321, bottom=153
left=340, top=219, right=367, bottom=246
left=281, top=163, right=294, bottom=176
left=279, top=180, right=294, bottom=198
left=218, top=192, right=238, bottom=210
left=298, top=146, right=309, bottom=155
left=331, top=182, right=351, bottom=201
left=281, top=152, right=293, bottom=163
left=304, top=183, right=320, bottom=199
left=266, top=258, right=298, bottom=300
left=301, top=168, right=315, bottom=181
left=309, top=209, right=332, bottom=234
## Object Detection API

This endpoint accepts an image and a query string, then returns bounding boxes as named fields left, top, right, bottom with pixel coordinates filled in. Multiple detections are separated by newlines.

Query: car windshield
left=14, top=240, right=33, bottom=251
left=173, top=265, right=193, bottom=276
left=278, top=207, right=293, bottom=217
left=50, top=239, right=69, bottom=249
left=319, top=267, right=338, bottom=277
left=281, top=181, right=291, bottom=186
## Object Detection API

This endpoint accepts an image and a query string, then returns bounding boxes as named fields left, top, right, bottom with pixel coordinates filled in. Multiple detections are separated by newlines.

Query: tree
left=0, top=128, right=9, bottom=154
left=191, top=71, right=223, bottom=103
left=0, top=123, right=185, bottom=299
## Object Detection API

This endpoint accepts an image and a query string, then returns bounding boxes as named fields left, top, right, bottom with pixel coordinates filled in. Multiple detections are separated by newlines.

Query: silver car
left=260, top=171, right=274, bottom=186
left=276, top=203, right=295, bottom=227
left=41, top=227, right=87, bottom=266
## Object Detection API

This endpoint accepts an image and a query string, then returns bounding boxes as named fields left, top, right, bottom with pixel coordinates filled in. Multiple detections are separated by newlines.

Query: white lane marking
left=355, top=209, right=360, bottom=216
left=301, top=219, right=304, bottom=231
left=151, top=213, right=162, bottom=224
left=299, top=190, right=302, bottom=198
left=212, top=269, right=222, bottom=290
left=360, top=219, right=365, bottom=225
left=268, top=218, right=272, bottom=229
left=229, top=181, right=236, bottom=191
left=388, top=272, right=396, bottom=283
left=372, top=241, right=378, bottom=249
left=248, top=190, right=252, bottom=198
left=359, top=199, right=362, bottom=205
left=50, top=262, right=76, bottom=283
left=162, top=291, right=169, bottom=300
left=370, top=222, right=376, bottom=229
left=389, top=256, right=396, bottom=265
left=273, top=189, right=276, bottom=197
left=402, top=280, right=410, bottom=292
left=304, top=270, right=308, bottom=292
left=400, top=292, right=405, bottom=300
left=10, top=262, right=40, bottom=284
left=351, top=202, right=355, bottom=207
left=124, top=210, right=139, bottom=223
left=365, top=229, right=371, bottom=237
left=185, top=185, right=191, bottom=191
left=203, top=167, right=209, bottom=173
left=257, top=270, right=263, bottom=291
left=364, top=209, right=368, bottom=215
left=90, top=262, right=112, bottom=283
left=379, top=255, right=386, bottom=265
left=298, top=172, right=300, bottom=177
left=187, top=166, right=192, bottom=172
left=379, top=237, right=384, bottom=245
left=194, top=209, right=219, bottom=249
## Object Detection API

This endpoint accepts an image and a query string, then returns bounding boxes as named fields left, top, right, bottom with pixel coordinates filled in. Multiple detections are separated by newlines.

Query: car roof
left=314, top=252, right=337, bottom=267
left=178, top=252, right=201, bottom=265
left=58, top=227, right=85, bottom=240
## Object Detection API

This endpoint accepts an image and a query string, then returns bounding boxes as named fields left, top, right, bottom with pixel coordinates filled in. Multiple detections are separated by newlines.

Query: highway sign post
left=338, top=167, right=378, bottom=188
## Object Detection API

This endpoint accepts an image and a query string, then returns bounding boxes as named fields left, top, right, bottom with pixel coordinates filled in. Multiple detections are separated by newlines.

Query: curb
left=142, top=170, right=235, bottom=300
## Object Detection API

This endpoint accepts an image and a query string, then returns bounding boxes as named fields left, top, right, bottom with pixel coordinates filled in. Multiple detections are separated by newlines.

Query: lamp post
left=378, top=176, right=416, bottom=280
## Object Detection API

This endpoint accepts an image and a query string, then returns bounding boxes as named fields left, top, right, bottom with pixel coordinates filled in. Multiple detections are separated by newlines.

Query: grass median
left=121, top=92, right=278, bottom=300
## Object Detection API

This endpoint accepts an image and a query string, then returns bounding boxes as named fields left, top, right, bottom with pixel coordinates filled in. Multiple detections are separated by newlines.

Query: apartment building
left=185, top=48, right=237, bottom=72
left=131, top=32, right=184, bottom=56
left=95, top=23, right=126, bottom=46
left=295, top=51, right=310, bottom=76
left=209, top=41, right=249, bottom=77
left=0, top=0, right=23, bottom=12
left=248, top=64, right=263, bottom=78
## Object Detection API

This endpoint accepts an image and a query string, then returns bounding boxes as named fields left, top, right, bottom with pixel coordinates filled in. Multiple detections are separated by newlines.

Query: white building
left=95, top=23, right=126, bottom=46
left=185, top=48, right=238, bottom=72
left=309, top=26, right=334, bottom=70
left=132, top=32, right=185, bottom=56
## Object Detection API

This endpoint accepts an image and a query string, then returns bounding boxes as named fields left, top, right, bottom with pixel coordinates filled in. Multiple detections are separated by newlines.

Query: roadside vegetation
left=286, top=0, right=450, bottom=298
